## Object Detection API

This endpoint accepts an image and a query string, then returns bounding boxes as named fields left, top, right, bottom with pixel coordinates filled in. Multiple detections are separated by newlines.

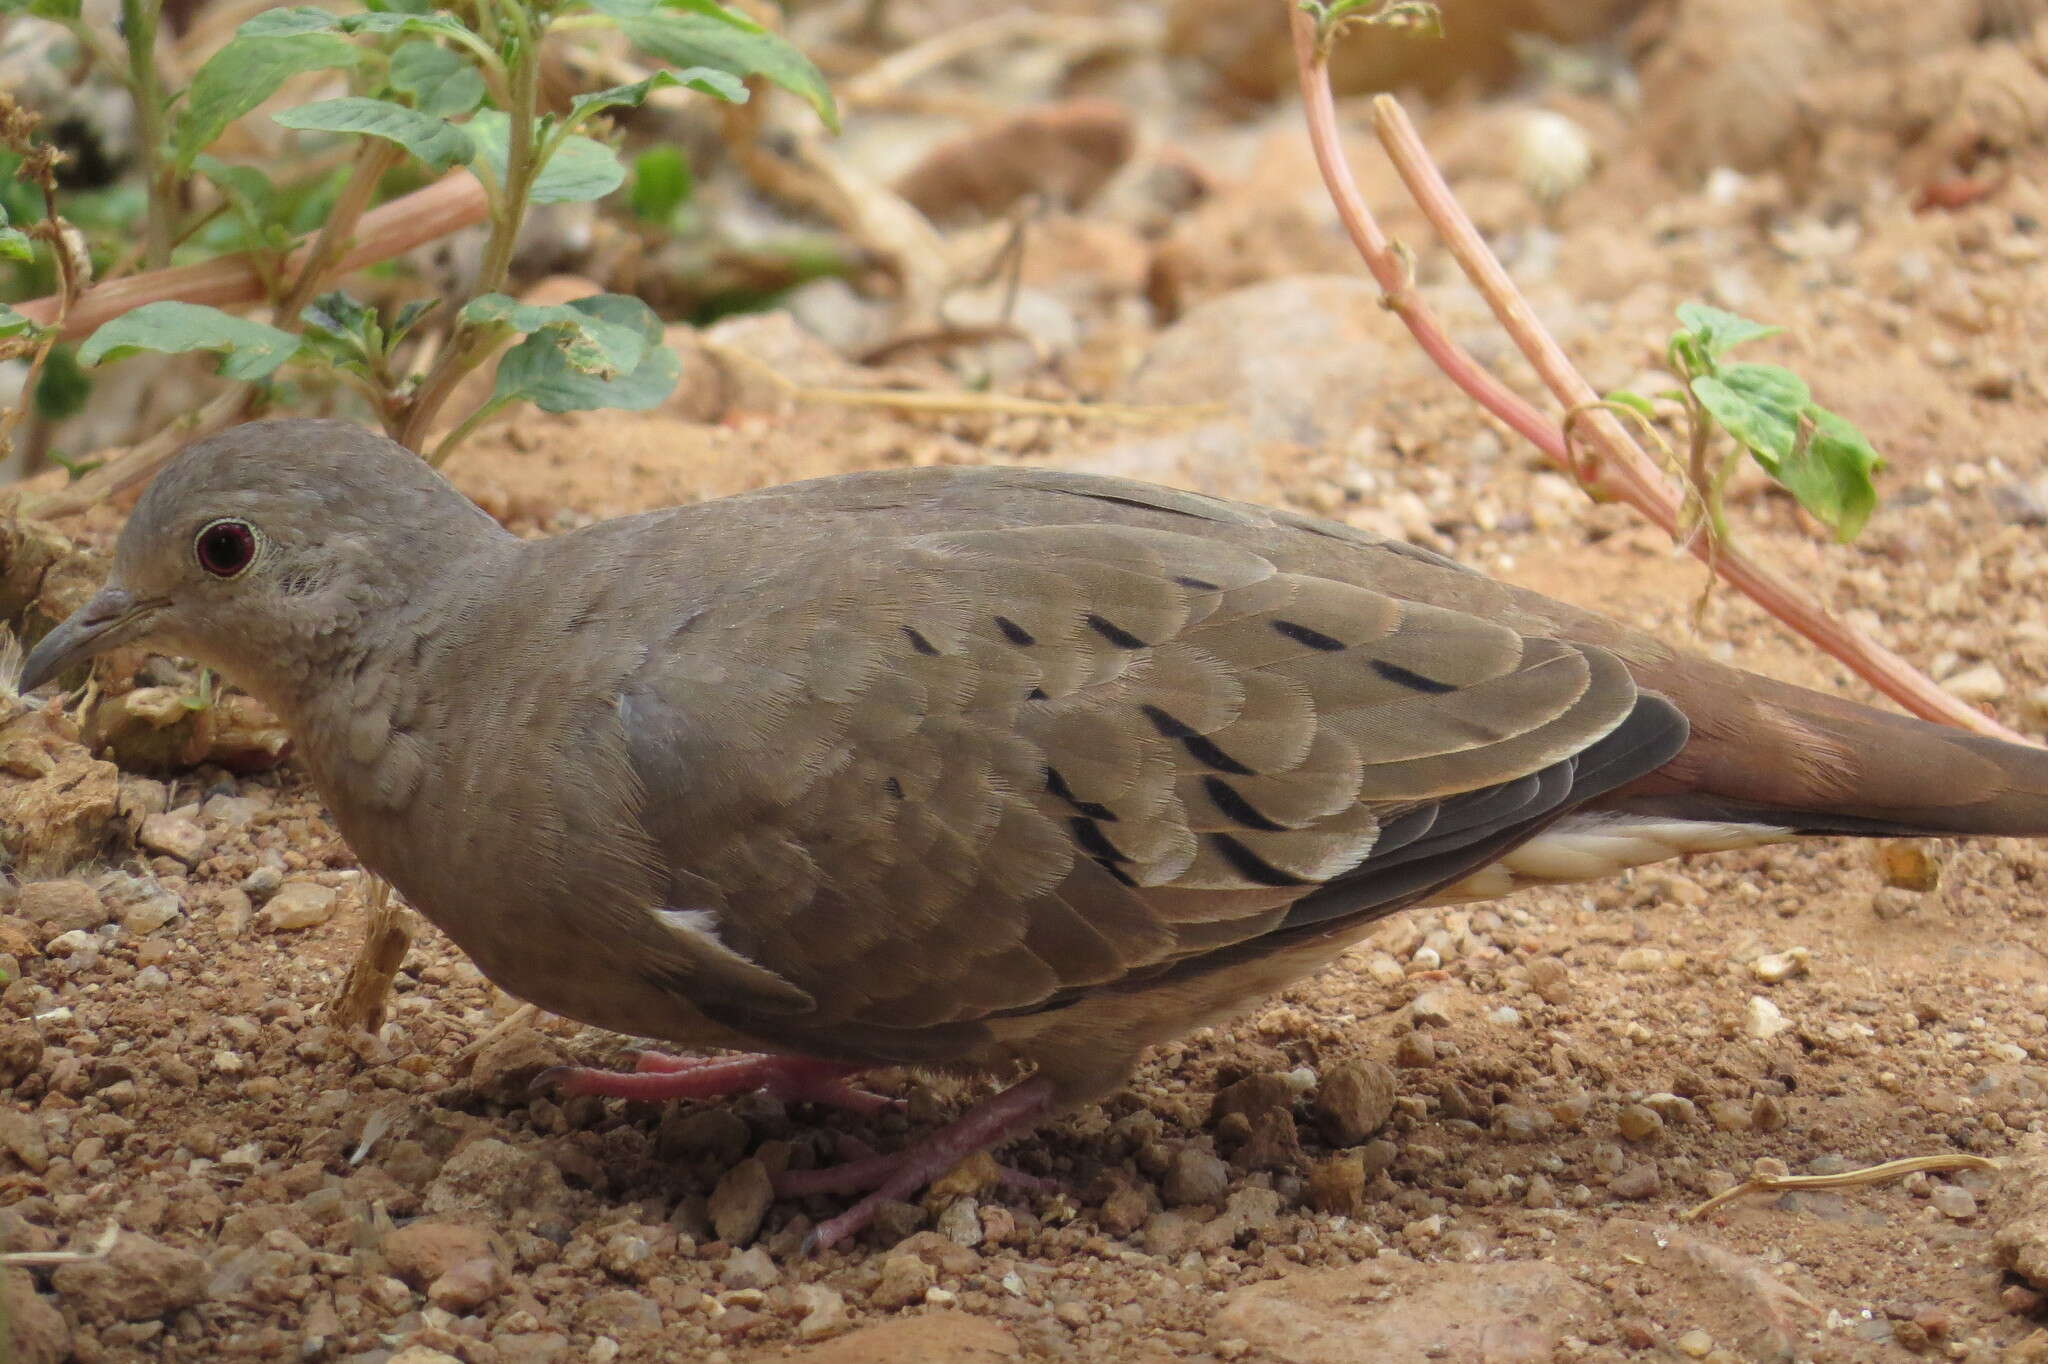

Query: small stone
left=1211, top=1072, right=1296, bottom=1124
left=137, top=812, right=208, bottom=865
left=260, top=880, right=338, bottom=931
left=1746, top=995, right=1792, bottom=1040
left=794, top=1284, right=849, bottom=1341
left=871, top=1253, right=934, bottom=1309
left=1408, top=989, right=1454, bottom=1026
left=1306, top=1153, right=1367, bottom=1216
left=720, top=1245, right=778, bottom=1289
left=383, top=1218, right=500, bottom=1288
left=1315, top=1060, right=1397, bottom=1145
left=1525, top=957, right=1571, bottom=1005
left=936, top=1197, right=983, bottom=1247
left=1751, top=949, right=1809, bottom=984
left=657, top=1107, right=751, bottom=1165
left=119, top=889, right=182, bottom=934
left=1610, top=1165, right=1661, bottom=1201
left=1616, top=947, right=1666, bottom=972
left=1879, top=842, right=1941, bottom=891
left=238, top=865, right=284, bottom=901
left=1929, top=1182, right=1976, bottom=1220
left=1750, top=1094, right=1787, bottom=1133
left=18, top=881, right=104, bottom=934
left=1393, top=1032, right=1437, bottom=1067
left=1871, top=887, right=1920, bottom=919
left=1, top=1269, right=70, bottom=1364
left=1705, top=1100, right=1752, bottom=1133
left=1674, top=1328, right=1714, bottom=1357
left=1162, top=1147, right=1230, bottom=1207
left=1942, top=663, right=2006, bottom=703
left=427, top=1256, right=504, bottom=1313
left=0, top=1109, right=50, bottom=1173
left=709, top=1158, right=773, bottom=1246
left=1616, top=1104, right=1665, bottom=1143
left=50, top=1231, right=206, bottom=1324
left=45, top=929, right=98, bottom=957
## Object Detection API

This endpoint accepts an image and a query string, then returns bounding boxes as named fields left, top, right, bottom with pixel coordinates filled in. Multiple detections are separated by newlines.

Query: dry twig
left=1285, top=4, right=2031, bottom=744
left=1681, top=1153, right=1996, bottom=1221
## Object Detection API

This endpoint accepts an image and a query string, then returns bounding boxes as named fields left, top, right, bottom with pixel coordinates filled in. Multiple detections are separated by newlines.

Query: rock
left=709, top=1157, right=773, bottom=1246
left=1943, top=663, right=2006, bottom=704
left=1525, top=957, right=1572, bottom=1005
left=260, top=880, right=338, bottom=931
left=1163, top=1147, right=1231, bottom=1207
left=239, top=865, right=284, bottom=901
left=871, top=1253, right=935, bottom=1309
left=1746, top=996, right=1792, bottom=1040
left=1307, top=1153, right=1368, bottom=1216
left=1751, top=950, right=1809, bottom=984
left=0, top=1025, right=44, bottom=1087
left=1610, top=1165, right=1662, bottom=1201
left=382, top=1217, right=500, bottom=1288
left=1, top=1268, right=70, bottom=1364
left=935, top=1196, right=983, bottom=1247
left=1878, top=841, right=1941, bottom=892
left=0, top=751, right=120, bottom=875
left=1097, top=1177, right=1157, bottom=1237
left=657, top=1106, right=751, bottom=1165
left=389, top=1349, right=463, bottom=1364
left=50, top=1230, right=206, bottom=1324
left=0, top=1108, right=50, bottom=1172
left=118, top=888, right=182, bottom=934
left=1316, top=1061, right=1397, bottom=1145
left=137, top=811, right=207, bottom=865
left=796, top=1282, right=851, bottom=1341
left=18, top=880, right=104, bottom=934
left=200, top=793, right=263, bottom=828
left=428, top=1256, right=505, bottom=1313
left=895, top=98, right=1135, bottom=224
left=1996, top=1138, right=2048, bottom=1289
left=1215, top=1258, right=1598, bottom=1362
left=424, top=1138, right=574, bottom=1236
left=1141, top=1209, right=1205, bottom=1259
left=1211, top=1072, right=1298, bottom=1125
left=465, top=1026, right=569, bottom=1105
left=1617, top=1105, right=1665, bottom=1143
left=1200, top=1186, right=1285, bottom=1251
left=1931, top=1183, right=1977, bottom=1220
left=721, top=1245, right=778, bottom=1289
left=579, top=1286, right=661, bottom=1337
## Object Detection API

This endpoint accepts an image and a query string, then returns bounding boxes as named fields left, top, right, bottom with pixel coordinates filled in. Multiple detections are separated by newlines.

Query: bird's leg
left=537, top=1053, right=902, bottom=1117
left=778, top=1075, right=1058, bottom=1254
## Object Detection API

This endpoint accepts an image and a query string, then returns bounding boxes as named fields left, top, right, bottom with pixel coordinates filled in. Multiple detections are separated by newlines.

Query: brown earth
left=6, top=2, right=2048, bottom=1361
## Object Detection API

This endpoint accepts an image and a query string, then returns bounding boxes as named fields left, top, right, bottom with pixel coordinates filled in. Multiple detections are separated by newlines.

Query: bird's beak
left=17, top=588, right=162, bottom=695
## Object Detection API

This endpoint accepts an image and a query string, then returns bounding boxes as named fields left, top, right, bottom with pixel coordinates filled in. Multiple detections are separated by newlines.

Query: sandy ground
left=6, top=2, right=2048, bottom=1361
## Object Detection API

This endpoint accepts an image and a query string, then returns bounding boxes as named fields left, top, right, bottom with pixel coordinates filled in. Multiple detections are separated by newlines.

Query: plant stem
left=275, top=142, right=405, bottom=326
left=1284, top=4, right=2030, bottom=744
left=427, top=393, right=512, bottom=467
left=397, top=1, right=542, bottom=451
left=120, top=0, right=173, bottom=271
left=25, top=383, right=253, bottom=518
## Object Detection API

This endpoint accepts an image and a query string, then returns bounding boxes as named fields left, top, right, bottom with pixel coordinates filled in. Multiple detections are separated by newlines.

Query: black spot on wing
left=1372, top=658, right=1456, bottom=694
left=1175, top=575, right=1221, bottom=592
left=995, top=616, right=1036, bottom=646
left=1140, top=705, right=1256, bottom=775
left=1070, top=817, right=1132, bottom=865
left=1202, top=776, right=1289, bottom=832
left=1210, top=833, right=1312, bottom=887
left=903, top=627, right=941, bottom=656
left=1046, top=766, right=1118, bottom=822
left=884, top=776, right=905, bottom=800
left=1272, top=619, right=1346, bottom=652
left=1086, top=613, right=1149, bottom=649
left=1027, top=686, right=1050, bottom=701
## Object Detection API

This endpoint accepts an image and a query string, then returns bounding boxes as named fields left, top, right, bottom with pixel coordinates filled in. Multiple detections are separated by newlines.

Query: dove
left=21, top=419, right=2048, bottom=1250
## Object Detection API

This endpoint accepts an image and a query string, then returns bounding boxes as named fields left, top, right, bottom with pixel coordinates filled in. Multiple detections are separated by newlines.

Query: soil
left=6, top=2, right=2048, bottom=1361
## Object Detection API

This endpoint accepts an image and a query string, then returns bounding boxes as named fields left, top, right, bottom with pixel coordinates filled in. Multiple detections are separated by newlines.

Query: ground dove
left=22, top=419, right=2048, bottom=1250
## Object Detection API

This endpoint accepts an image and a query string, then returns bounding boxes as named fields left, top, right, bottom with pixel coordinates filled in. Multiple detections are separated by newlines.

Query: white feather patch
left=1433, top=814, right=1793, bottom=902
left=652, top=906, right=728, bottom=948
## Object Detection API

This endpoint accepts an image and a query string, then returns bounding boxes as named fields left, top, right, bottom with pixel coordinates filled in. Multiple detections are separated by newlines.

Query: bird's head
left=18, top=419, right=506, bottom=704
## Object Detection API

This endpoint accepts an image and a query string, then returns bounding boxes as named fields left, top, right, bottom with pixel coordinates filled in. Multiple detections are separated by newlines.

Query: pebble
left=1525, top=957, right=1571, bottom=1004
left=1616, top=1105, right=1665, bottom=1143
left=1878, top=842, right=1941, bottom=891
left=1609, top=1165, right=1661, bottom=1201
left=794, top=1284, right=849, bottom=1341
left=427, top=1256, right=504, bottom=1313
left=1751, top=949, right=1808, bottom=984
left=870, top=1254, right=933, bottom=1309
left=238, top=865, right=284, bottom=901
left=1942, top=663, right=2006, bottom=703
left=259, top=881, right=337, bottom=932
left=720, top=1246, right=778, bottom=1289
left=1163, top=1147, right=1230, bottom=1207
left=1929, top=1183, right=1977, bottom=1220
left=1871, top=887, right=1920, bottom=919
left=120, top=890, right=182, bottom=935
left=1674, top=1328, right=1714, bottom=1357
left=137, top=813, right=208, bottom=866
left=936, top=1197, right=983, bottom=1247
left=1315, top=1060, right=1397, bottom=1145
left=18, top=881, right=104, bottom=934
left=709, top=1159, right=773, bottom=1246
left=1746, top=996, right=1793, bottom=1040
left=1394, top=1033, right=1437, bottom=1068
left=1616, top=948, right=1666, bottom=972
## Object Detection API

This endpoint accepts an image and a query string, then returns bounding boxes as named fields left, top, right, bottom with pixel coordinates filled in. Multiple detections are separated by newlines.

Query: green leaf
left=338, top=11, right=479, bottom=41
left=235, top=5, right=343, bottom=35
left=1674, top=302, right=1782, bottom=362
left=389, top=41, right=486, bottom=117
left=192, top=155, right=280, bottom=239
left=274, top=96, right=474, bottom=171
left=591, top=0, right=837, bottom=131
left=0, top=0, right=83, bottom=17
left=567, top=67, right=747, bottom=126
left=1780, top=406, right=1884, bottom=542
left=32, top=344, right=88, bottom=421
left=0, top=226, right=29, bottom=263
left=79, top=302, right=303, bottom=381
left=490, top=294, right=678, bottom=412
left=0, top=302, right=37, bottom=339
left=175, top=33, right=362, bottom=171
left=468, top=111, right=626, bottom=204
left=629, top=146, right=692, bottom=223
left=460, top=293, right=648, bottom=374
left=1691, top=363, right=1810, bottom=468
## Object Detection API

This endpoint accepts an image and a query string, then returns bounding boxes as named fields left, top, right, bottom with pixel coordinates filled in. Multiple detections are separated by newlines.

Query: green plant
left=1607, top=303, right=1884, bottom=544
left=1, top=0, right=836, bottom=466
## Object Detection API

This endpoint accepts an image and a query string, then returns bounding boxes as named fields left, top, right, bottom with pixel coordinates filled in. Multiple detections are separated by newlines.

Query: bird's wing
left=616, top=521, right=1686, bottom=1046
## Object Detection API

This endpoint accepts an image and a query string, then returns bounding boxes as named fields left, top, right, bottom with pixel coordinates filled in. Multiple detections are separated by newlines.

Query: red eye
left=195, top=519, right=257, bottom=578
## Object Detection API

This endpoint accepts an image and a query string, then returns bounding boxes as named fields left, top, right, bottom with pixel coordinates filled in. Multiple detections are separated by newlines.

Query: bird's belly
left=1432, top=813, right=1792, bottom=902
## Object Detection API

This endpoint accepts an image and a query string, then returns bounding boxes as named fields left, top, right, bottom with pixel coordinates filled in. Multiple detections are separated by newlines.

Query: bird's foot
left=776, top=1075, right=1058, bottom=1254
left=535, top=1052, right=902, bottom=1117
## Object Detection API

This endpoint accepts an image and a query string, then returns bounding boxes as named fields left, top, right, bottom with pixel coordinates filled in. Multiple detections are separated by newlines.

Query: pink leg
left=534, top=1052, right=903, bottom=1117
left=779, top=1076, right=1058, bottom=1254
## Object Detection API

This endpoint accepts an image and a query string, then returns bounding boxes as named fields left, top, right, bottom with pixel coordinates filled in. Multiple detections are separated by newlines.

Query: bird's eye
left=194, top=519, right=258, bottom=579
